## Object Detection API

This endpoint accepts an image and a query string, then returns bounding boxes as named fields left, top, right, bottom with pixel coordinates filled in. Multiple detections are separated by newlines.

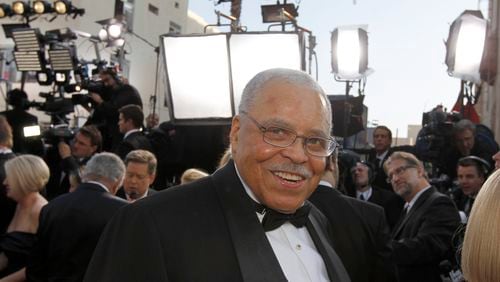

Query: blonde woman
left=0, top=155, right=49, bottom=281
left=461, top=169, right=500, bottom=282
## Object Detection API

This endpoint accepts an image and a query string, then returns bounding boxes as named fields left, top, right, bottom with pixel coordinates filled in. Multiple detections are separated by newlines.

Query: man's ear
left=229, top=115, right=241, bottom=153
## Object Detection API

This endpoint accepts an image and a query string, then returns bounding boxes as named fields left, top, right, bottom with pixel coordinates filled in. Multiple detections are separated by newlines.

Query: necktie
left=359, top=194, right=365, bottom=201
left=254, top=201, right=312, bottom=232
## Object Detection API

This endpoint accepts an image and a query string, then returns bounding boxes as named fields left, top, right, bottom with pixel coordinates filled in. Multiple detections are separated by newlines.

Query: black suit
left=391, top=187, right=460, bottom=282
left=26, top=183, right=128, bottom=282
left=115, top=187, right=157, bottom=201
left=85, top=84, right=142, bottom=151
left=84, top=162, right=351, bottom=282
left=113, top=131, right=153, bottom=160
left=309, top=185, right=397, bottom=282
left=0, top=152, right=16, bottom=234
left=45, top=155, right=91, bottom=200
left=366, top=186, right=405, bottom=230
left=367, top=149, right=393, bottom=191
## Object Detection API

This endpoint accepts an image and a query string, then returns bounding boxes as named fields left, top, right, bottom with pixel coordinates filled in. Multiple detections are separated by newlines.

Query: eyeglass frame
left=386, top=165, right=416, bottom=183
left=239, top=111, right=338, bottom=157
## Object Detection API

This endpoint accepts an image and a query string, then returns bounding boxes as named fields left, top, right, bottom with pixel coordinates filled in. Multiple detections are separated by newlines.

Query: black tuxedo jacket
left=84, top=162, right=351, bottom=282
left=115, top=187, right=157, bottom=200
left=367, top=149, right=394, bottom=191
left=391, top=187, right=460, bottom=282
left=45, top=155, right=91, bottom=200
left=26, top=183, right=128, bottom=282
left=309, top=185, right=398, bottom=282
left=367, top=186, right=405, bottom=230
left=113, top=131, right=153, bottom=160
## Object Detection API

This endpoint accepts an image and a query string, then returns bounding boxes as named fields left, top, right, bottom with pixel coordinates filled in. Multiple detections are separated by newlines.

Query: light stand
left=331, top=26, right=371, bottom=147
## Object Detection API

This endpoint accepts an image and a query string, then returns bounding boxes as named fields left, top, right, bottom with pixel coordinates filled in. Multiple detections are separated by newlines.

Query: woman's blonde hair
left=180, top=168, right=208, bottom=184
left=461, top=169, right=500, bottom=282
left=5, top=154, right=50, bottom=195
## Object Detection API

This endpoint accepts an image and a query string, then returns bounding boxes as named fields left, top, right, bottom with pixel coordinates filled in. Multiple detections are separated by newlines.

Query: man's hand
left=89, top=92, right=104, bottom=105
left=58, top=142, right=71, bottom=159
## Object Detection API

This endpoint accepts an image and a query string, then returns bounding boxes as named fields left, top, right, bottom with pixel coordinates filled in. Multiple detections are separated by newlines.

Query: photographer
left=85, top=68, right=142, bottom=151
left=443, top=119, right=498, bottom=180
left=45, top=125, right=102, bottom=200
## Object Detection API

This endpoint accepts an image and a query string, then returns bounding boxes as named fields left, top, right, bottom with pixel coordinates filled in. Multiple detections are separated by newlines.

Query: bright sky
left=189, top=0, right=484, bottom=138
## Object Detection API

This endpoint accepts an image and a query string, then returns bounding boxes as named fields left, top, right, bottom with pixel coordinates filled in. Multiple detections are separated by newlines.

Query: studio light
left=48, top=48, right=75, bottom=71
left=23, top=125, right=41, bottom=138
left=55, top=72, right=68, bottom=84
left=0, top=4, right=12, bottom=18
left=32, top=0, right=52, bottom=14
left=11, top=28, right=44, bottom=71
left=98, top=28, right=108, bottom=41
left=37, top=70, right=54, bottom=85
left=261, top=3, right=298, bottom=23
left=53, top=0, right=69, bottom=14
left=160, top=32, right=303, bottom=124
left=107, top=22, right=124, bottom=39
left=331, top=26, right=369, bottom=80
left=12, top=1, right=29, bottom=16
left=445, top=10, right=487, bottom=83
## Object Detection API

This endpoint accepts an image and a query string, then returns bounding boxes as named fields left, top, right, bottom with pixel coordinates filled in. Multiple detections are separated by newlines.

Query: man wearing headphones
left=351, top=161, right=404, bottom=230
left=453, top=156, right=490, bottom=219
left=86, top=68, right=142, bottom=151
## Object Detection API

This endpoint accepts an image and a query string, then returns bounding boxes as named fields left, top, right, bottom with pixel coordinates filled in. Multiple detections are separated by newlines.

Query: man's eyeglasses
left=386, top=165, right=415, bottom=183
left=240, top=111, right=338, bottom=157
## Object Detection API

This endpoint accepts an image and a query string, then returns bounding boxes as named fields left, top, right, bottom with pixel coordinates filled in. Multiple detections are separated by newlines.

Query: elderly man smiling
left=85, top=68, right=351, bottom=282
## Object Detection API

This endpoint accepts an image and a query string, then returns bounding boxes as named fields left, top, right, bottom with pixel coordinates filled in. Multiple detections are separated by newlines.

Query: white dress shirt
left=235, top=164, right=330, bottom=282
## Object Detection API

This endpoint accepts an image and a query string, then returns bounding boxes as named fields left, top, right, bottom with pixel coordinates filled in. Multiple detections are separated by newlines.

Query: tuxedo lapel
left=212, top=162, right=287, bottom=282
left=307, top=206, right=351, bottom=282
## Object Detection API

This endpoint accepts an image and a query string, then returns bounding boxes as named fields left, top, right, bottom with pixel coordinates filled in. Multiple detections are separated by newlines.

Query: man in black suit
left=350, top=161, right=404, bottom=230
left=45, top=125, right=102, bottom=200
left=309, top=154, right=398, bottom=282
left=85, top=68, right=352, bottom=281
left=386, top=151, right=461, bottom=282
left=452, top=156, right=489, bottom=219
left=86, top=68, right=143, bottom=151
left=113, top=104, right=153, bottom=160
left=116, top=149, right=157, bottom=202
left=367, top=125, right=394, bottom=191
left=26, top=152, right=128, bottom=281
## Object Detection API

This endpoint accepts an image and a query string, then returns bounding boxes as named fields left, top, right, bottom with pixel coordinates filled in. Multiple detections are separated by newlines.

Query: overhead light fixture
left=331, top=26, right=370, bottom=80
left=0, top=3, right=12, bottom=18
left=445, top=10, right=487, bottom=83
left=261, top=3, right=298, bottom=23
left=53, top=0, right=69, bottom=14
left=12, top=1, right=29, bottom=16
left=32, top=0, right=52, bottom=14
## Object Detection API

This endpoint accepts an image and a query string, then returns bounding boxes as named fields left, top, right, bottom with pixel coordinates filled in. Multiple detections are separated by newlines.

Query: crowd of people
left=0, top=67, right=499, bottom=281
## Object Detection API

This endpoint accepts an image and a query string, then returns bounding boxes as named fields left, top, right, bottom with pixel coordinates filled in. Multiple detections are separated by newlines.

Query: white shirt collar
left=234, top=163, right=261, bottom=204
left=406, top=185, right=432, bottom=212
left=0, top=147, right=13, bottom=154
left=123, top=128, right=141, bottom=139
left=318, top=180, right=333, bottom=188
left=376, top=149, right=389, bottom=160
left=356, top=186, right=373, bottom=200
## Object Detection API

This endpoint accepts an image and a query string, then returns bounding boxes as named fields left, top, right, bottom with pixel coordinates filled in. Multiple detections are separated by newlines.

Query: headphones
left=458, top=155, right=491, bottom=177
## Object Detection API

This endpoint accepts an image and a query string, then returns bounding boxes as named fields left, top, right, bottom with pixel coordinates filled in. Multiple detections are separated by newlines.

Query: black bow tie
left=253, top=201, right=312, bottom=232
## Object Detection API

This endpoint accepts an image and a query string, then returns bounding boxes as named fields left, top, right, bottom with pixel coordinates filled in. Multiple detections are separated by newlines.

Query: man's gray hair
left=82, top=152, right=125, bottom=183
left=238, top=68, right=332, bottom=130
left=454, top=119, right=476, bottom=135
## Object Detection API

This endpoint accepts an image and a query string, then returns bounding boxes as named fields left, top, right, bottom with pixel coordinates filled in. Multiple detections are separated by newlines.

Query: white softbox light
left=159, top=32, right=303, bottom=124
